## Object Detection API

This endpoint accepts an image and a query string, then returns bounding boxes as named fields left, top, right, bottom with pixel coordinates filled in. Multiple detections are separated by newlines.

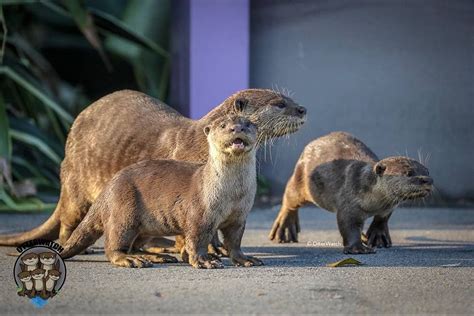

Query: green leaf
left=63, top=0, right=112, bottom=71
left=0, top=93, right=11, bottom=160
left=0, top=5, right=6, bottom=64
left=326, top=258, right=363, bottom=268
left=10, top=129, right=61, bottom=164
left=39, top=1, right=169, bottom=59
left=0, top=66, right=73, bottom=125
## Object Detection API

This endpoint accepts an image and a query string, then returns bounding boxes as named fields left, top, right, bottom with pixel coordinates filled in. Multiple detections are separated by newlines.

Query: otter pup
left=44, top=269, right=61, bottom=298
left=60, top=116, right=263, bottom=269
left=39, top=252, right=58, bottom=277
left=17, top=271, right=34, bottom=298
left=20, top=253, right=39, bottom=272
left=31, top=268, right=47, bottom=299
left=0, top=89, right=306, bottom=255
left=269, top=132, right=433, bottom=254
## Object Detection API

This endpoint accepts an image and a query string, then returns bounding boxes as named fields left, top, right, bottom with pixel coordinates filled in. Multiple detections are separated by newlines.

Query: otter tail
left=0, top=211, right=60, bottom=246
left=60, top=208, right=103, bottom=259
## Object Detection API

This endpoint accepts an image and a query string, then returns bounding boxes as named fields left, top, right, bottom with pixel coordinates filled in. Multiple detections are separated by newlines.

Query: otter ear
left=203, top=126, right=211, bottom=136
left=374, top=163, right=386, bottom=176
left=234, top=98, right=248, bottom=112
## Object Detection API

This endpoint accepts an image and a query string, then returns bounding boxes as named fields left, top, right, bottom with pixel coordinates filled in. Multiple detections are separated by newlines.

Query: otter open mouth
left=230, top=138, right=249, bottom=150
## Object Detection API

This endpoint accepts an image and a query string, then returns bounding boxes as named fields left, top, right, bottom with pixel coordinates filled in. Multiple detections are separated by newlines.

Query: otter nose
left=297, top=106, right=306, bottom=116
left=230, top=124, right=244, bottom=133
left=418, top=176, right=433, bottom=185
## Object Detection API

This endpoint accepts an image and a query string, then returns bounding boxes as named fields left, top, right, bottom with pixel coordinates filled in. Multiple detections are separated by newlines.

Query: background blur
left=0, top=0, right=472, bottom=212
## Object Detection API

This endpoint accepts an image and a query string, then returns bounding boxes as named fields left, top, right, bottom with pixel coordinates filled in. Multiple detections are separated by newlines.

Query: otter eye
left=274, top=102, right=286, bottom=109
left=407, top=170, right=415, bottom=177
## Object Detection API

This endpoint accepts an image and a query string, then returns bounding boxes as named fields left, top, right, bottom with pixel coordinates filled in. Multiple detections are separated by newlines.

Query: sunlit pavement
left=0, top=207, right=473, bottom=314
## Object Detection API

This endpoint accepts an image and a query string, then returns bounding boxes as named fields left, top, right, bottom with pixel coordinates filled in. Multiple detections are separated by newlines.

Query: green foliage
left=0, top=0, right=170, bottom=211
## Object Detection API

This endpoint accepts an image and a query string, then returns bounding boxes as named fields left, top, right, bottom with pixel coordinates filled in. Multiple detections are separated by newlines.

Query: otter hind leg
left=337, top=210, right=375, bottom=254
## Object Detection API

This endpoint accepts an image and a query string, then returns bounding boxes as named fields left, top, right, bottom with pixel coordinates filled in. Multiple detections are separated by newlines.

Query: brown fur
left=0, top=89, right=306, bottom=250
left=60, top=116, right=263, bottom=269
left=269, top=132, right=433, bottom=254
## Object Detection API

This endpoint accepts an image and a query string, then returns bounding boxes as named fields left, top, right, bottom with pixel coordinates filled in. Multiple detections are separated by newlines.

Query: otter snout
left=229, top=123, right=247, bottom=134
left=417, top=176, right=433, bottom=186
left=295, top=105, right=307, bottom=117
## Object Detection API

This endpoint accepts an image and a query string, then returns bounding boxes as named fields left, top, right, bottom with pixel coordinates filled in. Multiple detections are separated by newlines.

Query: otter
left=0, top=89, right=306, bottom=254
left=44, top=269, right=61, bottom=298
left=60, top=116, right=263, bottom=269
left=31, top=268, right=47, bottom=299
left=20, top=253, right=39, bottom=272
left=17, top=271, right=34, bottom=298
left=39, top=252, right=58, bottom=277
left=269, top=132, right=433, bottom=254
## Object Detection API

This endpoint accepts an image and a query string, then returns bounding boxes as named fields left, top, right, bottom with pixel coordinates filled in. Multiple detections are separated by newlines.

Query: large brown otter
left=269, top=132, right=433, bottom=254
left=60, top=116, right=263, bottom=269
left=0, top=89, right=306, bottom=250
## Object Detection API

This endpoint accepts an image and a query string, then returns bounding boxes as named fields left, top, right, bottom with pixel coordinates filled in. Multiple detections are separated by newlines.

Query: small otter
left=60, top=116, right=263, bottom=269
left=0, top=89, right=306, bottom=256
left=269, top=132, right=433, bottom=254
left=44, top=269, right=61, bottom=298
left=17, top=271, right=34, bottom=298
left=20, top=253, right=39, bottom=272
left=31, top=268, right=47, bottom=299
left=39, top=252, right=58, bottom=277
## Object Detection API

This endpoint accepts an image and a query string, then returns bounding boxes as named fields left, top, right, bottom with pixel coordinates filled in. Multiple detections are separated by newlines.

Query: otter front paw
left=208, top=239, right=229, bottom=257
left=230, top=255, right=264, bottom=267
left=343, top=243, right=376, bottom=254
left=269, top=210, right=300, bottom=243
left=366, top=222, right=392, bottom=248
left=190, top=254, right=224, bottom=269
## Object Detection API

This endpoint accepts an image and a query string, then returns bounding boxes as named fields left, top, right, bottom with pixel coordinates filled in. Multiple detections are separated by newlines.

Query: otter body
left=60, top=116, right=263, bottom=269
left=269, top=132, right=433, bottom=254
left=0, top=89, right=306, bottom=251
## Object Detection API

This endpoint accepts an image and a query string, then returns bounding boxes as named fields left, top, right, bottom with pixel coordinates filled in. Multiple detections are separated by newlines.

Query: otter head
left=373, top=157, right=433, bottom=203
left=18, top=271, right=31, bottom=282
left=21, top=253, right=39, bottom=266
left=222, top=89, right=306, bottom=143
left=204, top=116, right=257, bottom=160
left=31, top=269, right=45, bottom=280
left=48, top=270, right=61, bottom=280
left=39, top=252, right=56, bottom=265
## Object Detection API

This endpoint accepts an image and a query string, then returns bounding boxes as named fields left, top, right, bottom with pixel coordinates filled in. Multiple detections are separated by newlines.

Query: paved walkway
left=0, top=207, right=473, bottom=314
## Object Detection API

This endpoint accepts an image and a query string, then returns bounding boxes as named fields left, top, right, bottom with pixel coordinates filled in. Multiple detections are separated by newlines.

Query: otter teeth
left=232, top=138, right=245, bottom=149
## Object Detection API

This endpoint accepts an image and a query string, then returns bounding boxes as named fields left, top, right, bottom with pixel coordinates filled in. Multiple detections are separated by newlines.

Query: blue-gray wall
left=251, top=0, right=474, bottom=199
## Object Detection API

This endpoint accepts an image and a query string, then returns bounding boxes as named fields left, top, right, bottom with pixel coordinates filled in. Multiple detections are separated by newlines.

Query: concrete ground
left=0, top=207, right=473, bottom=314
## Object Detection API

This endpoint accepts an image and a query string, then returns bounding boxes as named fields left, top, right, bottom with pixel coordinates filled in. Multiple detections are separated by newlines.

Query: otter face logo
left=47, top=270, right=61, bottom=281
left=21, top=253, right=39, bottom=266
left=31, top=269, right=45, bottom=280
left=14, top=245, right=66, bottom=307
left=18, top=271, right=31, bottom=282
left=39, top=252, right=56, bottom=265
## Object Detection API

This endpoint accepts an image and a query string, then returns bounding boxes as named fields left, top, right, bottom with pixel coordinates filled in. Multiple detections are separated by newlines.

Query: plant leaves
left=326, top=258, right=363, bottom=268
left=63, top=0, right=112, bottom=71
left=10, top=129, right=62, bottom=164
left=0, top=66, right=73, bottom=125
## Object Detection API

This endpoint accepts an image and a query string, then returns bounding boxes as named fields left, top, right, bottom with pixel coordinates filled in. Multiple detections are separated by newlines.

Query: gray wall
left=250, top=0, right=474, bottom=200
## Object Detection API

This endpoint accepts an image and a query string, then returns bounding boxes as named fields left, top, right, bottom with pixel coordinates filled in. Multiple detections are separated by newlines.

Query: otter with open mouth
left=269, top=131, right=433, bottom=254
left=60, top=116, right=263, bottom=268
left=0, top=89, right=306, bottom=256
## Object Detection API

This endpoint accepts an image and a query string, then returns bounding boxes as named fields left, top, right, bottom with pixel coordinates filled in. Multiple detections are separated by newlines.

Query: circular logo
left=13, top=245, right=66, bottom=306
